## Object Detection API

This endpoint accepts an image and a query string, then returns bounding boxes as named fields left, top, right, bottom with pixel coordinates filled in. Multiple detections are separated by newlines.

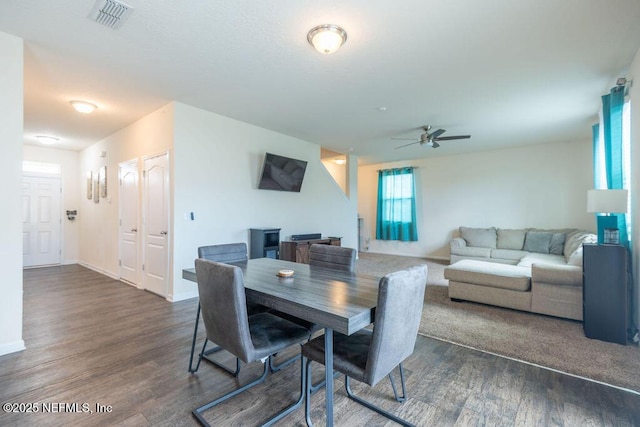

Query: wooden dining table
left=182, top=257, right=380, bottom=426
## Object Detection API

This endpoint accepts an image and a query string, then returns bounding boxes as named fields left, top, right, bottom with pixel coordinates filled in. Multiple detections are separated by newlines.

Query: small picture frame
left=86, top=171, right=93, bottom=200
left=99, top=166, right=107, bottom=198
left=603, top=228, right=620, bottom=245
left=93, top=173, right=100, bottom=204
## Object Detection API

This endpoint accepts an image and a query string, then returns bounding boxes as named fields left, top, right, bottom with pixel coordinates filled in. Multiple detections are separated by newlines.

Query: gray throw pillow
left=459, top=226, right=497, bottom=248
left=497, top=228, right=526, bottom=250
left=549, top=233, right=566, bottom=255
left=523, top=231, right=553, bottom=254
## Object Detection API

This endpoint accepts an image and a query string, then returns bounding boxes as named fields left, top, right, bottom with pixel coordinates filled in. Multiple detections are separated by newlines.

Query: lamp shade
left=586, top=189, right=628, bottom=214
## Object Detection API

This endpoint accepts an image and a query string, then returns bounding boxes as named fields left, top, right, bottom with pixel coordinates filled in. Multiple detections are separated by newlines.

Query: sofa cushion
left=523, top=231, right=553, bottom=254
left=496, top=229, right=527, bottom=250
left=491, top=249, right=528, bottom=261
left=517, top=253, right=567, bottom=268
left=459, top=226, right=497, bottom=248
left=445, top=260, right=531, bottom=292
left=450, top=245, right=492, bottom=258
left=549, top=233, right=566, bottom=255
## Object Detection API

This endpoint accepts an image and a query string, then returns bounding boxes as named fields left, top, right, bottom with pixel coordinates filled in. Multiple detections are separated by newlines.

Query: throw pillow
left=459, top=226, right=497, bottom=248
left=568, top=246, right=583, bottom=266
left=523, top=231, right=553, bottom=254
left=549, top=233, right=566, bottom=255
left=497, top=228, right=527, bottom=250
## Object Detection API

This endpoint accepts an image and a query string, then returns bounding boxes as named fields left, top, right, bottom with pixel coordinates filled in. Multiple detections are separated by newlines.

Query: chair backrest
left=198, top=243, right=248, bottom=263
left=308, top=244, right=356, bottom=272
left=194, top=258, right=255, bottom=363
left=364, top=264, right=428, bottom=386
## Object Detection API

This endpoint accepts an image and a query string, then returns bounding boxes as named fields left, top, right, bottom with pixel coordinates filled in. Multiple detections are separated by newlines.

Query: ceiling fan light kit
left=307, top=24, right=347, bottom=54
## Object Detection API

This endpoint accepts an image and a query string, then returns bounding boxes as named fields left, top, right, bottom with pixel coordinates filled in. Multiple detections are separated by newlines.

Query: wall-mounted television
left=258, top=152, right=308, bottom=192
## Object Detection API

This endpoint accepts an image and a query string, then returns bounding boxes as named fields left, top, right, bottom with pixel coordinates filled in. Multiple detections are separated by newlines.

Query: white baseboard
left=77, top=261, right=119, bottom=280
left=168, top=290, right=198, bottom=302
left=0, top=340, right=26, bottom=356
left=62, top=259, right=78, bottom=265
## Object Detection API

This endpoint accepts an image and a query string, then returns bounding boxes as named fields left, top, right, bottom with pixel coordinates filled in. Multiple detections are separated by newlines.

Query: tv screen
left=258, top=152, right=308, bottom=192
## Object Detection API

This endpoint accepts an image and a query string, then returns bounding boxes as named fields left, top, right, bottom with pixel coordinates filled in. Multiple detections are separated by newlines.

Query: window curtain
left=376, top=167, right=418, bottom=241
left=596, top=86, right=629, bottom=247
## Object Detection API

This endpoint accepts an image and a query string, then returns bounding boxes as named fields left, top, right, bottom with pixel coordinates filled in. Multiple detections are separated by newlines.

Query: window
left=22, top=161, right=61, bottom=176
left=375, top=167, right=418, bottom=241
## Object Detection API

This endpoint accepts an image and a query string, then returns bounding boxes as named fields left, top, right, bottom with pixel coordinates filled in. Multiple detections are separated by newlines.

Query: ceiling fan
left=392, top=125, right=471, bottom=149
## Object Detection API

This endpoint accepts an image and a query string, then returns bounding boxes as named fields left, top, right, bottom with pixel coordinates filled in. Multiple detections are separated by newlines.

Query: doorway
left=23, top=175, right=62, bottom=267
left=141, top=152, right=170, bottom=297
left=119, top=160, right=140, bottom=286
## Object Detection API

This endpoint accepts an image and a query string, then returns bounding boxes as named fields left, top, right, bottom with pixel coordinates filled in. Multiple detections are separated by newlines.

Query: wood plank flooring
left=1, top=264, right=639, bottom=426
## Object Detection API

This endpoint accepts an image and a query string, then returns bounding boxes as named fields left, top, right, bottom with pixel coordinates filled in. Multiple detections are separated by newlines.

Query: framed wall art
left=99, top=166, right=107, bottom=198
left=87, top=171, right=93, bottom=200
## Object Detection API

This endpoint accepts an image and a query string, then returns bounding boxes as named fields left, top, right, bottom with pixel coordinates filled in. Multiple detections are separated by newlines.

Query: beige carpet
left=356, top=252, right=640, bottom=393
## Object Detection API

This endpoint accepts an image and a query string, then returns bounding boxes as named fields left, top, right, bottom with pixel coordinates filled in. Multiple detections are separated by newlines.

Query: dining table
left=182, top=256, right=380, bottom=426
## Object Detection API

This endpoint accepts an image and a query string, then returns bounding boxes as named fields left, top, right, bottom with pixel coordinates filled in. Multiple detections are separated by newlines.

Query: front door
left=23, top=176, right=62, bottom=267
left=142, top=153, right=169, bottom=297
left=119, top=160, right=140, bottom=286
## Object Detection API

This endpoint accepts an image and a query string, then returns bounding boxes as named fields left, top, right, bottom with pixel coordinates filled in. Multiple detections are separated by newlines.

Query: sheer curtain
left=375, top=167, right=418, bottom=242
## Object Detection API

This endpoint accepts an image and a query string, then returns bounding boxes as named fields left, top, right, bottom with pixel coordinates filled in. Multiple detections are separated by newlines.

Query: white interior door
left=119, top=160, right=140, bottom=286
left=23, top=176, right=62, bottom=267
left=142, top=153, right=169, bottom=297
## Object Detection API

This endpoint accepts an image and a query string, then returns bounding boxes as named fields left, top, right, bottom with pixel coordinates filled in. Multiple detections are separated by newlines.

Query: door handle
left=131, top=228, right=137, bottom=232
left=160, top=231, right=168, bottom=236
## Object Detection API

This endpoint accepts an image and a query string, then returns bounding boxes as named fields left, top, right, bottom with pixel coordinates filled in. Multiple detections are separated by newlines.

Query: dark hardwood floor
left=1, top=264, right=639, bottom=426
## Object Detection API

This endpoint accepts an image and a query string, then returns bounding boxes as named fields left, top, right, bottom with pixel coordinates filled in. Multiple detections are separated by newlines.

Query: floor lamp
left=587, top=189, right=629, bottom=244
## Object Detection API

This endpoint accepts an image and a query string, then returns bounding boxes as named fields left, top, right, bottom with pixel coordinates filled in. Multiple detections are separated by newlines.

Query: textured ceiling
left=2, top=0, right=640, bottom=164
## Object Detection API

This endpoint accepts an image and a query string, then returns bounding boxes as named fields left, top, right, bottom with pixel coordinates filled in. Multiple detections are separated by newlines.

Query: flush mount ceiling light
left=307, top=24, right=347, bottom=54
left=70, top=100, right=98, bottom=114
left=36, top=135, right=59, bottom=145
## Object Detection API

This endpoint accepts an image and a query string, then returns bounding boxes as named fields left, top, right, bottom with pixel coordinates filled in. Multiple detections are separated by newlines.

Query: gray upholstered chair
left=308, top=243, right=357, bottom=272
left=302, top=264, right=428, bottom=427
left=192, top=259, right=310, bottom=426
left=189, top=243, right=267, bottom=374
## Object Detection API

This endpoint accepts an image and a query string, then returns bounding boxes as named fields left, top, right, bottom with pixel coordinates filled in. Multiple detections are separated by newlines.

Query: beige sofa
left=445, top=227, right=596, bottom=320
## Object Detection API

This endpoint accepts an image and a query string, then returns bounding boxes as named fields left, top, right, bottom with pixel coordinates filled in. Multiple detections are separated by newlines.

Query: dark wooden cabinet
left=249, top=228, right=281, bottom=259
left=583, top=244, right=629, bottom=345
left=280, top=237, right=341, bottom=264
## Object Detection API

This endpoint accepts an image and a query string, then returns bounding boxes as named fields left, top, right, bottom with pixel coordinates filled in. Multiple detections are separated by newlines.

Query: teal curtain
left=376, top=167, right=418, bottom=241
left=592, top=123, right=600, bottom=188
left=599, top=86, right=628, bottom=247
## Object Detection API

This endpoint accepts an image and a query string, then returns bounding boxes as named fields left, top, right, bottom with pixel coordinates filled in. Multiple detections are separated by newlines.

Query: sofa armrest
left=450, top=237, right=467, bottom=249
left=531, top=263, right=582, bottom=286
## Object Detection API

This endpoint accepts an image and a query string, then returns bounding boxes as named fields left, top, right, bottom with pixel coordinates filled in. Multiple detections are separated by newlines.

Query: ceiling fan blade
left=395, top=141, right=420, bottom=149
left=391, top=137, right=419, bottom=141
left=429, top=129, right=446, bottom=139
left=434, top=135, right=471, bottom=141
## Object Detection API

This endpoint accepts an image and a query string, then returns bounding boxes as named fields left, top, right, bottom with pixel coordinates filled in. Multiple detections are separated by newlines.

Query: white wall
left=358, top=139, right=593, bottom=259
left=628, top=46, right=640, bottom=329
left=0, top=32, right=25, bottom=356
left=172, top=102, right=358, bottom=301
left=23, top=145, right=80, bottom=264
left=78, top=104, right=174, bottom=278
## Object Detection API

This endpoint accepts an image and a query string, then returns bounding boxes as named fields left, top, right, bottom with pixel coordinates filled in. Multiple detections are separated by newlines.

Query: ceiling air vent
left=88, top=0, right=133, bottom=29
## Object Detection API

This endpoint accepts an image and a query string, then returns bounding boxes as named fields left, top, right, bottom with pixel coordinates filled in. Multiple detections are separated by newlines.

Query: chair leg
left=344, top=375, right=414, bottom=427
left=193, top=360, right=269, bottom=427
left=268, top=352, right=301, bottom=372
left=193, top=354, right=306, bottom=427
left=260, top=354, right=306, bottom=427
left=305, top=358, right=314, bottom=427
left=189, top=304, right=241, bottom=377
left=388, top=363, right=407, bottom=402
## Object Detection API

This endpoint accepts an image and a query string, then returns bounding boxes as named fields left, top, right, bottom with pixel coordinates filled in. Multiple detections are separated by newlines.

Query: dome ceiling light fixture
left=70, top=100, right=98, bottom=114
left=307, top=24, right=347, bottom=54
left=36, top=135, right=59, bottom=145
